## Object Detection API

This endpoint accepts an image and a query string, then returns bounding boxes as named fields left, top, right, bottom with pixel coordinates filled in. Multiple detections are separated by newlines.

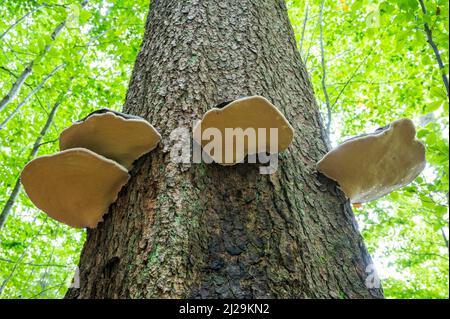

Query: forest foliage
left=0, top=0, right=448, bottom=298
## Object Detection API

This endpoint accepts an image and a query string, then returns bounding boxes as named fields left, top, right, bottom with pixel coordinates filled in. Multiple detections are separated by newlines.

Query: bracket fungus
left=193, top=96, right=294, bottom=165
left=317, top=118, right=426, bottom=203
left=20, top=148, right=130, bottom=228
left=59, top=109, right=161, bottom=169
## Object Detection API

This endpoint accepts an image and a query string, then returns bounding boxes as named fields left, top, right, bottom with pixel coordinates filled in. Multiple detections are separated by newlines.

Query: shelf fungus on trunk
left=20, top=148, right=130, bottom=228
left=193, top=96, right=294, bottom=165
left=317, top=118, right=426, bottom=203
left=59, top=109, right=161, bottom=170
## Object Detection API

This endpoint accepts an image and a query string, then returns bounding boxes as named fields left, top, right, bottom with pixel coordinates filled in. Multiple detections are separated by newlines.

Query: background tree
left=0, top=0, right=448, bottom=299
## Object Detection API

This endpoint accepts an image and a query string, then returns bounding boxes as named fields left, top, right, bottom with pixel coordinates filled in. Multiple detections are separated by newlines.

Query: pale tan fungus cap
left=317, top=118, right=426, bottom=203
left=193, top=96, right=294, bottom=165
left=20, top=148, right=130, bottom=228
left=59, top=110, right=161, bottom=170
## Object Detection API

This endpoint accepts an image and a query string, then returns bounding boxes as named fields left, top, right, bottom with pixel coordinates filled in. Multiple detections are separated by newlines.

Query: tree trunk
left=66, top=0, right=383, bottom=299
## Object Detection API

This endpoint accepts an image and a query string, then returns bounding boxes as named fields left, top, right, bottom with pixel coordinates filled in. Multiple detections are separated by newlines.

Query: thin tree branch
left=397, top=248, right=447, bottom=260
left=419, top=0, right=449, bottom=97
left=299, top=1, right=309, bottom=57
left=27, top=283, right=67, bottom=299
left=34, top=92, right=51, bottom=115
left=0, top=63, right=64, bottom=130
left=0, top=66, right=19, bottom=78
left=327, top=22, right=388, bottom=107
left=331, top=49, right=373, bottom=109
left=0, top=88, right=69, bottom=229
left=328, top=78, right=415, bottom=86
left=441, top=228, right=449, bottom=249
left=0, top=257, right=71, bottom=268
left=0, top=0, right=89, bottom=115
left=0, top=65, right=33, bottom=113
left=319, top=0, right=331, bottom=136
left=303, top=14, right=320, bottom=65
left=0, top=66, right=36, bottom=92
left=40, top=223, right=61, bottom=292
left=37, top=137, right=58, bottom=147
left=0, top=217, right=48, bottom=296
left=21, top=221, right=65, bottom=291
left=0, top=3, right=47, bottom=41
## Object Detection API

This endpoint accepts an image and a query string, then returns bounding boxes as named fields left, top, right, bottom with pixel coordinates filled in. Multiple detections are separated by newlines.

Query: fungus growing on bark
left=20, top=148, right=130, bottom=228
left=317, top=118, right=426, bottom=203
left=59, top=109, right=161, bottom=169
left=193, top=96, right=294, bottom=165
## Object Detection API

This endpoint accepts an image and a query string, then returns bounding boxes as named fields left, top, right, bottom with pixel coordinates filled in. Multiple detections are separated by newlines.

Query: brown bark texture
left=66, top=0, right=384, bottom=299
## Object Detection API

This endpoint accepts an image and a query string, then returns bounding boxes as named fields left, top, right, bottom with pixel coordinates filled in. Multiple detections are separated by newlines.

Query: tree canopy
left=0, top=0, right=448, bottom=298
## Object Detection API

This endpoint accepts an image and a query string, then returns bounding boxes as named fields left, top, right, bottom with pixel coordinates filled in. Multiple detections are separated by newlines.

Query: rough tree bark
left=67, top=0, right=384, bottom=299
